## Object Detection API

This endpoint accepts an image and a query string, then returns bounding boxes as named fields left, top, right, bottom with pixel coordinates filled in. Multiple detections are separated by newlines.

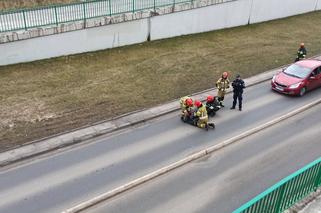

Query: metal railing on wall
left=233, top=157, right=321, bottom=213
left=0, top=0, right=233, bottom=33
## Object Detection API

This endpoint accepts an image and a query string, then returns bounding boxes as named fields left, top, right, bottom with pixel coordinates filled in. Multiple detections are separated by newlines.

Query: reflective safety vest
left=196, top=105, right=208, bottom=120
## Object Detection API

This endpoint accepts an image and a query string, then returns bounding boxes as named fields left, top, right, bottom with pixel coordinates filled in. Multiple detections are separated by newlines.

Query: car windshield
left=283, top=64, right=311, bottom=79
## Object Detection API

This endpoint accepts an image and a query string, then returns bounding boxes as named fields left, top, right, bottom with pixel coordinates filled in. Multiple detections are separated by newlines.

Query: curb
left=63, top=97, right=321, bottom=213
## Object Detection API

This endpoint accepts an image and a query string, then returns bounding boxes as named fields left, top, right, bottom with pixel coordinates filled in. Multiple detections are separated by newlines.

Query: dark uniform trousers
left=232, top=92, right=243, bottom=110
left=231, top=78, right=245, bottom=110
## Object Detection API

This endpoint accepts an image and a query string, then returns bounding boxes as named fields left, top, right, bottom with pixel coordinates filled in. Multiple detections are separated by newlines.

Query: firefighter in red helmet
left=216, top=72, right=230, bottom=107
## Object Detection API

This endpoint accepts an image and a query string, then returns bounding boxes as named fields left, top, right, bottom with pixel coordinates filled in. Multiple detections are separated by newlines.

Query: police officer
left=230, top=74, right=245, bottom=111
left=295, top=43, right=307, bottom=62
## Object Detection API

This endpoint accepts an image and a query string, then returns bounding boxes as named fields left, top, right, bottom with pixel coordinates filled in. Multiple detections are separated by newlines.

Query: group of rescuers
left=179, top=42, right=307, bottom=130
left=180, top=72, right=245, bottom=129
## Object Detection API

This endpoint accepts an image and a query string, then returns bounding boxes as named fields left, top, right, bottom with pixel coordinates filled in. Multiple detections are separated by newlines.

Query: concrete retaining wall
left=150, top=0, right=251, bottom=40
left=1, top=18, right=148, bottom=66
left=316, top=0, right=321, bottom=10
left=1, top=0, right=321, bottom=66
left=249, top=0, right=318, bottom=24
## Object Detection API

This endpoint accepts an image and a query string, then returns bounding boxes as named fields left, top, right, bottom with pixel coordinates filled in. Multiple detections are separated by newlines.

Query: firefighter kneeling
left=194, top=100, right=215, bottom=130
left=180, top=96, right=195, bottom=124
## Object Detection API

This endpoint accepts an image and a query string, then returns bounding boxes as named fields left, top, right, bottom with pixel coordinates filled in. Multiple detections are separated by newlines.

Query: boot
left=205, top=124, right=209, bottom=131
left=208, top=123, right=215, bottom=129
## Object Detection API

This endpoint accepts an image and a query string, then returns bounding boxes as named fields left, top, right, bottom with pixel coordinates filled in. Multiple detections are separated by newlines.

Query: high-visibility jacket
left=297, top=47, right=307, bottom=59
left=216, top=77, right=230, bottom=91
left=180, top=96, right=190, bottom=111
left=195, top=105, right=208, bottom=121
left=216, top=77, right=230, bottom=97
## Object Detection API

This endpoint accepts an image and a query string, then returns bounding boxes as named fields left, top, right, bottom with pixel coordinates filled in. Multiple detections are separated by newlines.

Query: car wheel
left=299, top=87, right=306, bottom=96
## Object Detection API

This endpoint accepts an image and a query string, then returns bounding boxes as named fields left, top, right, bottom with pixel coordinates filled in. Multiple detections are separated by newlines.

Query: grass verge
left=1, top=11, right=321, bottom=151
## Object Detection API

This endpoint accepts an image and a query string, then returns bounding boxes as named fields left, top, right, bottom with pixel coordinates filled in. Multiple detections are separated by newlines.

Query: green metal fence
left=233, top=157, right=321, bottom=213
left=0, top=0, right=234, bottom=33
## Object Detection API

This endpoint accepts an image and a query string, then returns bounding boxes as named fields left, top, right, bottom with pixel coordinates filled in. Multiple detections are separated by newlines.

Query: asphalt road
left=1, top=80, right=321, bottom=213
left=88, top=101, right=321, bottom=213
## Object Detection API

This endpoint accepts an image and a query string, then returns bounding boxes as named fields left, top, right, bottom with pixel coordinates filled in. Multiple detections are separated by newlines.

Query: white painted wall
left=151, top=0, right=251, bottom=40
left=316, top=0, right=321, bottom=10
left=1, top=19, right=148, bottom=66
left=249, top=0, right=318, bottom=24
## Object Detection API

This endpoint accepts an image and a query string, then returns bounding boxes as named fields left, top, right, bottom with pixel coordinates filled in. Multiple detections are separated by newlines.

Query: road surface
left=88, top=101, right=321, bottom=213
left=0, top=80, right=321, bottom=213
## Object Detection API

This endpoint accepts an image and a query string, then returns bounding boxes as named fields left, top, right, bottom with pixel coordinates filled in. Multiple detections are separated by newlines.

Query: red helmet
left=185, top=98, right=193, bottom=107
left=207, top=95, right=214, bottom=102
left=222, top=72, right=228, bottom=78
left=194, top=100, right=202, bottom=108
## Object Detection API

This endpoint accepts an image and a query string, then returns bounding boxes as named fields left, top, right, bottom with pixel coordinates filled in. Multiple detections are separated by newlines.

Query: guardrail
left=233, top=157, right=321, bottom=213
left=0, top=0, right=233, bottom=33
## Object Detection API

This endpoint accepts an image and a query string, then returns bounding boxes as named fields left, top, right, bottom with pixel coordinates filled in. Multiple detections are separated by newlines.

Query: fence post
left=154, top=0, right=156, bottom=12
left=274, top=184, right=286, bottom=213
left=83, top=2, right=86, bottom=28
left=22, top=10, right=28, bottom=31
left=108, top=0, right=112, bottom=16
left=54, top=6, right=58, bottom=26
left=132, top=0, right=135, bottom=13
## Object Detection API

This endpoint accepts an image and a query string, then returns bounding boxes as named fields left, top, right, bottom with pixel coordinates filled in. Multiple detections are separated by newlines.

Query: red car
left=271, top=59, right=321, bottom=96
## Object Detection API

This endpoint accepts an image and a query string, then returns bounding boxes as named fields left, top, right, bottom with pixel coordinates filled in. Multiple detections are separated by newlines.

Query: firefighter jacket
left=297, top=47, right=307, bottom=59
left=195, top=104, right=208, bottom=121
left=216, top=78, right=230, bottom=91
left=216, top=77, right=230, bottom=97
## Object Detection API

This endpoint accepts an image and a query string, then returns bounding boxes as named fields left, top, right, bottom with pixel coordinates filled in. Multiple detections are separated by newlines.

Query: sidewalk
left=300, top=193, right=321, bottom=213
left=287, top=188, right=321, bottom=213
left=296, top=188, right=321, bottom=213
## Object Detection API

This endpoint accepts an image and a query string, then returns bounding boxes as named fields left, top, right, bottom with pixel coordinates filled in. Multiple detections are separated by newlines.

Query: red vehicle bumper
left=271, top=81, right=301, bottom=95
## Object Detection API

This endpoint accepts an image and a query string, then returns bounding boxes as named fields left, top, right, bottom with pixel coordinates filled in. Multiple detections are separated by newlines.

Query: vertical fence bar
left=314, top=164, right=321, bottom=189
left=133, top=0, right=135, bottom=13
left=154, top=0, right=156, bottom=11
left=54, top=6, right=59, bottom=26
left=22, top=10, right=28, bottom=31
left=274, top=184, right=286, bottom=213
left=83, top=2, right=86, bottom=28
left=109, top=0, right=112, bottom=16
